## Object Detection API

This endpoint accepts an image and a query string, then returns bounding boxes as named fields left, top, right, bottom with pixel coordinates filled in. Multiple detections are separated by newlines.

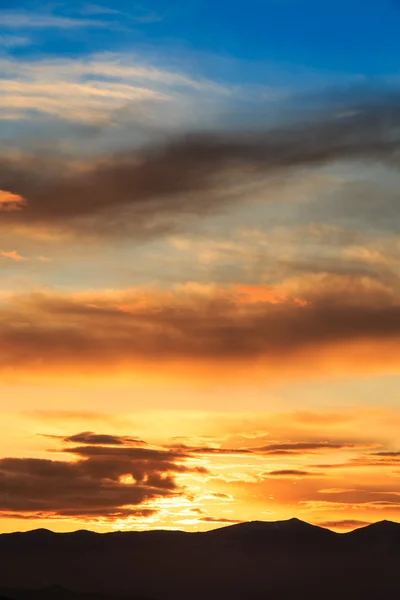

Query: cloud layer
left=1, top=92, right=400, bottom=238
left=0, top=273, right=399, bottom=377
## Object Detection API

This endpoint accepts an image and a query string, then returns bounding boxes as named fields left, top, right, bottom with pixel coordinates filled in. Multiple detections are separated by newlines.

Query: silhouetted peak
left=22, top=528, right=54, bottom=537
left=373, top=519, right=399, bottom=528
left=348, top=519, right=400, bottom=542
left=274, top=517, right=312, bottom=528
left=208, top=517, right=330, bottom=537
left=357, top=519, right=399, bottom=531
left=67, top=529, right=98, bottom=537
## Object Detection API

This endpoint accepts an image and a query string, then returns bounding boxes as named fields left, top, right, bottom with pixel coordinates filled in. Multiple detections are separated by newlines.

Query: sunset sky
left=1, top=0, right=400, bottom=535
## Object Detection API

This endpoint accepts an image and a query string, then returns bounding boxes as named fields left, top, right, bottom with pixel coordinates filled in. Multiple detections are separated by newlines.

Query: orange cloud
left=0, top=250, right=25, bottom=261
left=0, top=274, right=398, bottom=380
left=0, top=189, right=26, bottom=211
left=235, top=284, right=308, bottom=306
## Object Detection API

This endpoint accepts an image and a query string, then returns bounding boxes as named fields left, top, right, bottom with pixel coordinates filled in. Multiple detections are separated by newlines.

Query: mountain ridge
left=1, top=516, right=398, bottom=537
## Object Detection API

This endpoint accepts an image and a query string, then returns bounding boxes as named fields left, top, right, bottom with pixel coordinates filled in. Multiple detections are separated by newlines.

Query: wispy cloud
left=77, top=3, right=162, bottom=23
left=77, top=3, right=125, bottom=16
left=0, top=11, right=107, bottom=29
left=0, top=53, right=230, bottom=131
left=0, top=250, right=25, bottom=261
left=0, top=34, right=31, bottom=48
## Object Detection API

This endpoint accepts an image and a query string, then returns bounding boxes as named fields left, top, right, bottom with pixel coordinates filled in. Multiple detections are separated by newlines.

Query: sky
left=0, top=0, right=400, bottom=534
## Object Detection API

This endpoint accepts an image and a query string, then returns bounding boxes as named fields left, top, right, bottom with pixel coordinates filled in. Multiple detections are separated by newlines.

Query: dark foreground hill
left=1, top=518, right=400, bottom=600
left=0, top=586, right=154, bottom=600
left=0, top=587, right=154, bottom=600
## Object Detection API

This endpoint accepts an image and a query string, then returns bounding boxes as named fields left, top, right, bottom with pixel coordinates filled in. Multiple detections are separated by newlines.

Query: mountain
left=208, top=517, right=336, bottom=539
left=0, top=519, right=399, bottom=599
left=346, top=519, right=400, bottom=551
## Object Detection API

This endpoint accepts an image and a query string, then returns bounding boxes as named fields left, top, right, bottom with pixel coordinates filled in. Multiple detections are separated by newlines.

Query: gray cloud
left=1, top=92, right=400, bottom=237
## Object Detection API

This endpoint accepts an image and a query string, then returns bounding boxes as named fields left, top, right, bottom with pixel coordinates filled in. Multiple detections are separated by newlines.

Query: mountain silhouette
left=1, top=519, right=400, bottom=599
left=208, top=517, right=335, bottom=538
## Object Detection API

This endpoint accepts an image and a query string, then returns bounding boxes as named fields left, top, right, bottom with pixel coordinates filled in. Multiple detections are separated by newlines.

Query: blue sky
left=2, top=0, right=399, bottom=157
left=2, top=0, right=400, bottom=80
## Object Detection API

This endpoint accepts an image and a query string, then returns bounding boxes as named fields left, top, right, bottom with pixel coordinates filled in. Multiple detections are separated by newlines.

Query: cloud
left=200, top=517, right=242, bottom=524
left=254, top=442, right=376, bottom=455
left=301, top=500, right=400, bottom=512
left=0, top=34, right=30, bottom=48
left=0, top=189, right=26, bottom=212
left=0, top=434, right=207, bottom=520
left=317, top=452, right=400, bottom=469
left=0, top=249, right=49, bottom=263
left=373, top=451, right=400, bottom=457
left=76, top=3, right=162, bottom=23
left=0, top=11, right=108, bottom=29
left=171, top=439, right=373, bottom=459
left=0, top=77, right=169, bottom=123
left=0, top=54, right=228, bottom=131
left=171, top=444, right=250, bottom=456
left=266, top=469, right=325, bottom=477
left=0, top=277, right=399, bottom=377
left=1, top=91, right=400, bottom=237
left=318, top=519, right=371, bottom=530
left=0, top=250, right=25, bottom=261
left=77, top=4, right=125, bottom=16
left=58, top=431, right=146, bottom=446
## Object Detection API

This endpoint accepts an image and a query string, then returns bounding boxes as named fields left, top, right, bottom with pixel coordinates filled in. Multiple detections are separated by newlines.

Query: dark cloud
left=170, top=444, right=250, bottom=456
left=373, top=451, right=400, bottom=457
left=168, top=439, right=372, bottom=458
left=0, top=277, right=399, bottom=375
left=171, top=440, right=371, bottom=458
left=0, top=426, right=387, bottom=521
left=255, top=442, right=374, bottom=455
left=266, top=469, right=324, bottom=477
left=0, top=508, right=158, bottom=522
left=1, top=92, right=400, bottom=236
left=0, top=438, right=207, bottom=519
left=62, top=431, right=146, bottom=446
left=62, top=444, right=190, bottom=461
